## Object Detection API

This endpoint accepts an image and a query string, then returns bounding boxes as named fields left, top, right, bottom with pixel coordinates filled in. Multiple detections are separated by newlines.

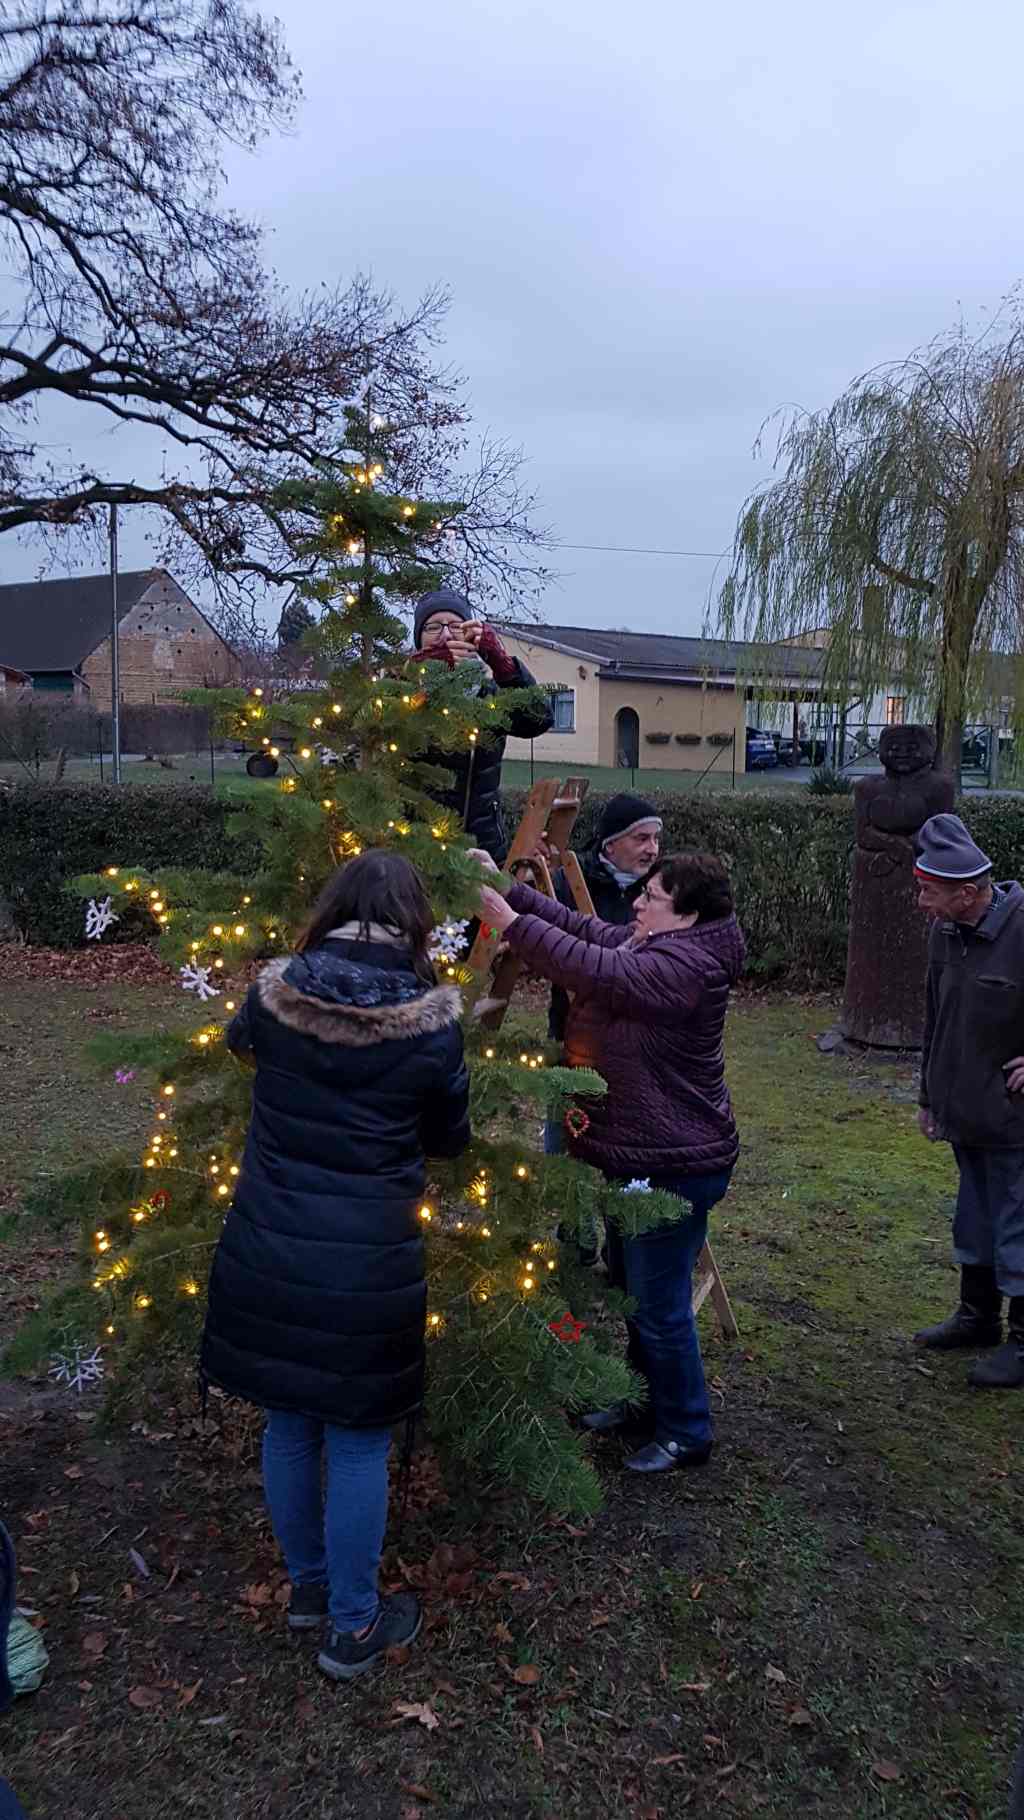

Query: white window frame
left=548, top=687, right=575, bottom=733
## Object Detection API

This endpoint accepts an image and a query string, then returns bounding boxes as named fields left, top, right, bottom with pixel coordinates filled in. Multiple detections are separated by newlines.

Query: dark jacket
left=920, top=881, right=1024, bottom=1149
left=548, top=844, right=647, bottom=1048
left=418, top=661, right=553, bottom=861
left=505, top=883, right=745, bottom=1178
left=200, top=935, right=470, bottom=1427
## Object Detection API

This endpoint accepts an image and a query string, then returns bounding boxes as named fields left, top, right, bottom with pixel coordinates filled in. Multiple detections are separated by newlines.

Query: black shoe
left=287, top=1582, right=328, bottom=1631
left=625, top=1439, right=713, bottom=1474
left=914, top=1266, right=1002, bottom=1349
left=969, top=1339, right=1024, bottom=1389
left=318, top=1593, right=422, bottom=1683
left=969, top=1301, right=1024, bottom=1388
left=581, top=1400, right=653, bottom=1437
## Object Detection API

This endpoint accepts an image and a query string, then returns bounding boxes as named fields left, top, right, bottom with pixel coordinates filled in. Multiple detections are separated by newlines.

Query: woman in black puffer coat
left=201, top=852, right=470, bottom=1683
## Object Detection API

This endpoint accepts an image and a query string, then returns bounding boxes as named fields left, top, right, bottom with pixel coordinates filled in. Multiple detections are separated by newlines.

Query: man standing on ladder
left=409, top=590, right=553, bottom=862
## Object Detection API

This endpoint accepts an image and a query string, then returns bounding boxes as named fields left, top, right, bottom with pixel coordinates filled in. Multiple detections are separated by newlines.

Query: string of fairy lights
left=87, top=655, right=579, bottom=1335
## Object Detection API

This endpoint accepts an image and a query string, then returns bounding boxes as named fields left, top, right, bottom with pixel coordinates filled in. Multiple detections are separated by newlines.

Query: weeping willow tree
left=718, top=312, right=1024, bottom=777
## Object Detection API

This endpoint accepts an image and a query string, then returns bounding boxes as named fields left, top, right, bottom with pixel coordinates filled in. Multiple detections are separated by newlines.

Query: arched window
left=615, top=706, right=639, bottom=769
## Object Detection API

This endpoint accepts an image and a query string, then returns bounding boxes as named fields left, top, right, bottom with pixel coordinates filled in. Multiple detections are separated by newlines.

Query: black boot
left=914, top=1266, right=1002, bottom=1349
left=969, top=1298, right=1024, bottom=1389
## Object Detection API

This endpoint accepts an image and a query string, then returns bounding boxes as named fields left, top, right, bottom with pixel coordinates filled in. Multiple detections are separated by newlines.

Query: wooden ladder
left=469, top=776, right=738, bottom=1340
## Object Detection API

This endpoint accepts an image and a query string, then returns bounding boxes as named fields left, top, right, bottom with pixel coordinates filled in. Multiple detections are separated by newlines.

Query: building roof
left=502, top=621, right=827, bottom=686
left=0, top=568, right=166, bottom=672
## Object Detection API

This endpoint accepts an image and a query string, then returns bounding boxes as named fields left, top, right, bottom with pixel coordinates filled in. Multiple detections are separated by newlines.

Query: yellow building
left=499, top=623, right=827, bottom=774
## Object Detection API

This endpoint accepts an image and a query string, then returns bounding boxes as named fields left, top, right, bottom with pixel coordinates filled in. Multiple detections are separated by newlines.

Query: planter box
left=707, top=732, right=734, bottom=748
left=645, top=732, right=671, bottom=746
left=675, top=733, right=701, bottom=746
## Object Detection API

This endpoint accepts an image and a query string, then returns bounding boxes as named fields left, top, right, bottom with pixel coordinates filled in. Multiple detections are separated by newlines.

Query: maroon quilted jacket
left=504, top=883, right=745, bottom=1178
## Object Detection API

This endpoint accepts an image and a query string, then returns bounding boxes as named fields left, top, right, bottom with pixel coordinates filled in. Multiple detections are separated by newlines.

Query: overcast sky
left=5, top=0, right=1024, bottom=635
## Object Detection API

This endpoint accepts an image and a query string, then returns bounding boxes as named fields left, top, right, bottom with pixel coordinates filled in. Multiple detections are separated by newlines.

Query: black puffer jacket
left=418, top=662, right=554, bottom=861
left=200, top=934, right=470, bottom=1428
left=548, top=844, right=647, bottom=1048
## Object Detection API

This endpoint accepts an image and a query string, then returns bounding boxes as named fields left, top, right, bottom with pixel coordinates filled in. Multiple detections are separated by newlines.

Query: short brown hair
left=652, top=852, right=733, bottom=923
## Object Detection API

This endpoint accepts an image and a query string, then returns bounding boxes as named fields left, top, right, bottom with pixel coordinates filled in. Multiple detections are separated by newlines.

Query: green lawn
left=501, top=758, right=806, bottom=793
left=2, top=976, right=1021, bottom=1817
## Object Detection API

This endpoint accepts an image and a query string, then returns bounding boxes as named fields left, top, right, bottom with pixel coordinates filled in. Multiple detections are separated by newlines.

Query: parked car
left=745, top=727, right=778, bottom=770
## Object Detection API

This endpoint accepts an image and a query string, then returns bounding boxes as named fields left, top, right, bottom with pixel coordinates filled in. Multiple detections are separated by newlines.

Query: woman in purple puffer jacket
left=476, top=851, right=744, bottom=1478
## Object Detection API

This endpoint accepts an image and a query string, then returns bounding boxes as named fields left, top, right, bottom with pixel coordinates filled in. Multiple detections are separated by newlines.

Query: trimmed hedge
left=0, top=785, right=261, bottom=948
left=505, top=787, right=1024, bottom=985
left=8, top=781, right=1024, bottom=979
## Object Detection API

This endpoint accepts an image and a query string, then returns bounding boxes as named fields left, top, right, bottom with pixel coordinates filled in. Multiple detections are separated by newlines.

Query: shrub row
left=0, top=785, right=261, bottom=948
left=8, top=782, right=1024, bottom=978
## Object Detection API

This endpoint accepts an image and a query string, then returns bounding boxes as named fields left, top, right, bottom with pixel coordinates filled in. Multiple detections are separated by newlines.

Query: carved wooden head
left=879, top=723, right=936, bottom=776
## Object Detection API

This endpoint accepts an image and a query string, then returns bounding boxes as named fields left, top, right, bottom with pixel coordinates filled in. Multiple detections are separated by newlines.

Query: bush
left=0, top=700, right=217, bottom=766
left=808, top=766, right=854, bottom=795
left=0, top=784, right=261, bottom=946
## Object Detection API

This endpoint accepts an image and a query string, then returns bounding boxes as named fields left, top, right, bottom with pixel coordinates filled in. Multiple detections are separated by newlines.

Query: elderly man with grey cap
left=914, top=812, right=1024, bottom=1389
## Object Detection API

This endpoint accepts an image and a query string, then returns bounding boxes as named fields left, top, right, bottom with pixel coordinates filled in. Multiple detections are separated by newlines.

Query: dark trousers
left=604, top=1168, right=732, bottom=1447
left=952, top=1146, right=1024, bottom=1298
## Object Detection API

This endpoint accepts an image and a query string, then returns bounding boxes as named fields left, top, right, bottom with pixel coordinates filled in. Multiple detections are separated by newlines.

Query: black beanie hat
left=413, top=588, right=473, bottom=650
left=596, top=793, right=663, bottom=849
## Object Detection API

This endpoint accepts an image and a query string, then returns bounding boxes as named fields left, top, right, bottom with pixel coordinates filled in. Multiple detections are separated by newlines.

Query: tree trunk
left=937, top=584, right=975, bottom=790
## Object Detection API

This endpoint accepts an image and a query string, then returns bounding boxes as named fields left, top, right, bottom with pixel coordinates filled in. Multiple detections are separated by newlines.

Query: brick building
left=0, top=568, right=240, bottom=708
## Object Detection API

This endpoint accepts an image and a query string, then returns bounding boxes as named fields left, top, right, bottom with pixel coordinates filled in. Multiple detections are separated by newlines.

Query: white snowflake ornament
left=49, top=1341, right=105, bottom=1394
left=85, top=896, right=119, bottom=940
left=428, top=918, right=470, bottom=964
left=179, top=961, right=221, bottom=1002
left=622, top=1178, right=653, bottom=1195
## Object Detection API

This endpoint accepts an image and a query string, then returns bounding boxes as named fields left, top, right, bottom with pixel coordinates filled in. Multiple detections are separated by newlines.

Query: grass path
left=1, top=978, right=1021, bottom=1819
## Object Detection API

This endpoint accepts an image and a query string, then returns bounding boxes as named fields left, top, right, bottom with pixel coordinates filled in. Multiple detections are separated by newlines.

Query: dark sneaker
left=318, top=1593, right=422, bottom=1683
left=625, top=1439, right=712, bottom=1474
left=288, top=1582, right=329, bottom=1631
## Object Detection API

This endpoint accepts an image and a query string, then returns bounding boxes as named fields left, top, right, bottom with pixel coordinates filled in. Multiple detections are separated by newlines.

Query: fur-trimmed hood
left=257, top=954, right=462, bottom=1048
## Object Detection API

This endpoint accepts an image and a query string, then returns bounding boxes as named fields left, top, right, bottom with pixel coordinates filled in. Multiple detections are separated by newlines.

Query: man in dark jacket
left=914, top=813, right=1024, bottom=1389
left=411, top=588, right=554, bottom=861
left=547, top=793, right=663, bottom=1054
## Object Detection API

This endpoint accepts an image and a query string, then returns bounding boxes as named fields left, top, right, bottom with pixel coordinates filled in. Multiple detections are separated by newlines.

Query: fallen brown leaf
left=177, top=1680, right=202, bottom=1709
left=590, top=1612, right=611, bottom=1629
left=650, top=1753, right=687, bottom=1767
left=81, top=1632, right=107, bottom=1658
left=872, top=1761, right=902, bottom=1782
left=393, top=1701, right=440, bottom=1732
left=530, top=1726, right=544, bottom=1755
left=68, top=1570, right=80, bottom=1595
left=295, top=1697, right=315, bottom=1723
left=400, top=1786, right=434, bottom=1805
left=128, top=1686, right=163, bottom=1711
left=493, top=1622, right=513, bottom=1645
left=513, top=1664, right=540, bottom=1686
left=787, top=1707, right=814, bottom=1728
left=765, top=1665, right=787, bottom=1684
left=64, top=1466, right=83, bottom=1481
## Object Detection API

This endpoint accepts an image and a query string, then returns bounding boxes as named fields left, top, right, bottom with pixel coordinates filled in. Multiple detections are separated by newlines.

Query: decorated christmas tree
left=26, top=425, right=679, bottom=1514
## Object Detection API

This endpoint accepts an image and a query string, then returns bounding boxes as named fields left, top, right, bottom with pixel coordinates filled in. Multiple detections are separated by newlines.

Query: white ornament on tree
left=428, top=918, right=470, bottom=964
left=84, top=896, right=119, bottom=940
left=49, top=1339, right=105, bottom=1394
left=179, top=961, right=222, bottom=1001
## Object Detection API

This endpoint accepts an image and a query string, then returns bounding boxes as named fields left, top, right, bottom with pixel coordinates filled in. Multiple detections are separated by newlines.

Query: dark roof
left=0, top=569, right=162, bottom=672
left=503, top=621, right=827, bottom=685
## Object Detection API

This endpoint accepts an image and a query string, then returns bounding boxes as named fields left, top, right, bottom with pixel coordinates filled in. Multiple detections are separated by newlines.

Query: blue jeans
left=262, top=1410, right=392, bottom=1633
left=604, top=1168, right=733, bottom=1448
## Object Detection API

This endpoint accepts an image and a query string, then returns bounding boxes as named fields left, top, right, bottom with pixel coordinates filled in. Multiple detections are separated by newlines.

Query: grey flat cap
left=914, top=813, right=992, bottom=880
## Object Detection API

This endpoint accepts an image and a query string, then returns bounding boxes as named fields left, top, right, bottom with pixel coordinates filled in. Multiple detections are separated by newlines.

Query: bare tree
left=717, top=307, right=1024, bottom=776
left=0, top=1, right=475, bottom=600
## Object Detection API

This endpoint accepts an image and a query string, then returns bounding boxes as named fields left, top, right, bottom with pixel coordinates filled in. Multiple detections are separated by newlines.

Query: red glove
left=477, top=625, right=519, bottom=684
left=412, top=644, right=456, bottom=669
